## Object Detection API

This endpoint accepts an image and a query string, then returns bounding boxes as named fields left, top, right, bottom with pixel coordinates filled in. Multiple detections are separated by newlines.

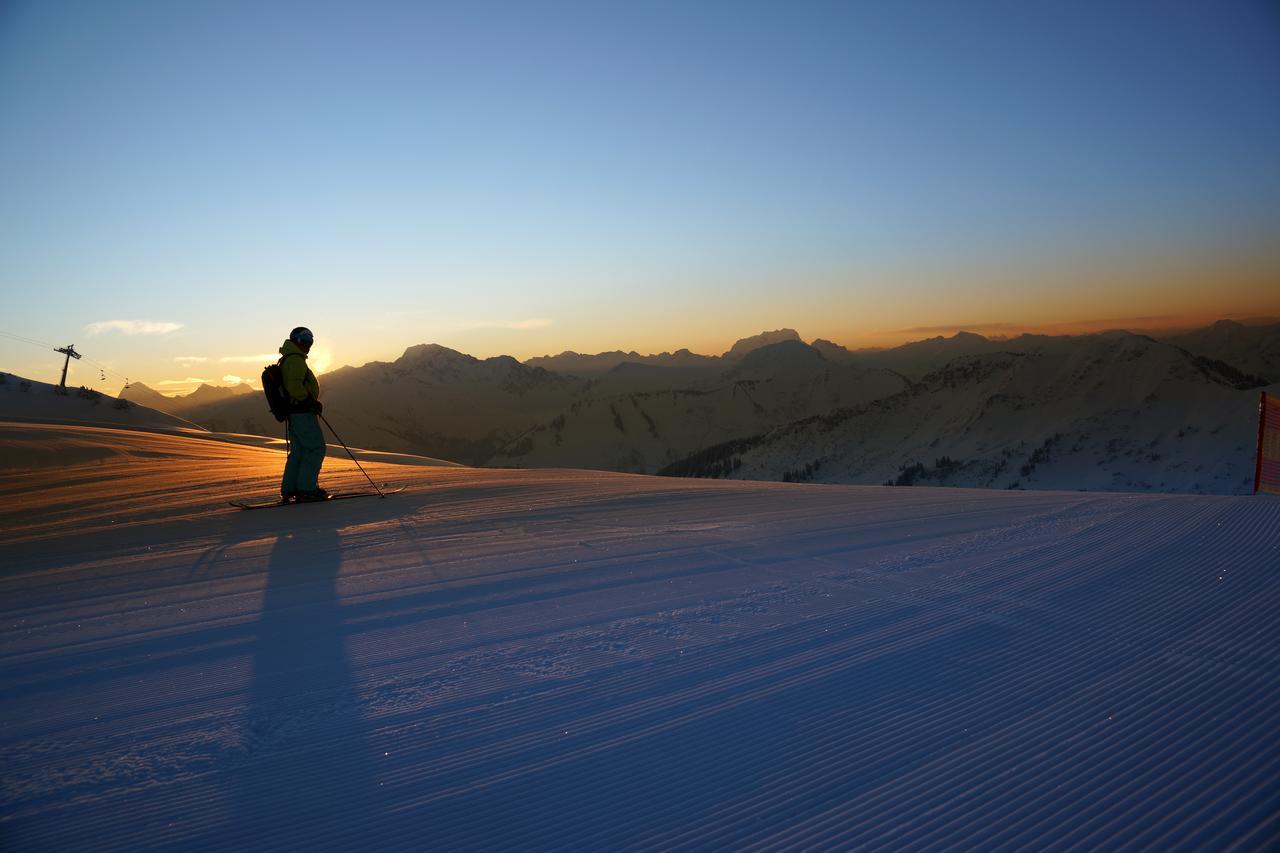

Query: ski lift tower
left=55, top=344, right=81, bottom=391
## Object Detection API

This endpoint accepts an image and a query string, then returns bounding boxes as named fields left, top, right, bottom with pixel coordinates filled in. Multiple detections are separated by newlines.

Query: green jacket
left=279, top=340, right=320, bottom=405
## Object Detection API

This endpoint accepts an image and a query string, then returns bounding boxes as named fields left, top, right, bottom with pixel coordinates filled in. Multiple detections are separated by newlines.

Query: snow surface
left=0, top=375, right=203, bottom=432
left=2, top=421, right=1279, bottom=850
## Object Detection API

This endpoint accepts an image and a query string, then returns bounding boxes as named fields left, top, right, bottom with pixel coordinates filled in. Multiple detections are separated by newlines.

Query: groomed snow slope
left=2, top=422, right=1278, bottom=850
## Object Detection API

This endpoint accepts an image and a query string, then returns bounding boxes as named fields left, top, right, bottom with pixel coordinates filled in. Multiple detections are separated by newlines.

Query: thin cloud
left=895, top=322, right=1020, bottom=334
left=222, top=374, right=244, bottom=384
left=454, top=318, right=552, bottom=331
left=157, top=377, right=211, bottom=386
left=1052, top=315, right=1179, bottom=328
left=218, top=354, right=279, bottom=363
left=86, top=320, right=184, bottom=336
left=894, top=315, right=1184, bottom=336
left=174, top=355, right=208, bottom=364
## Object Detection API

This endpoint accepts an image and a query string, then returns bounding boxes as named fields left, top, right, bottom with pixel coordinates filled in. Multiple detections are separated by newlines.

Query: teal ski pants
left=282, top=412, right=326, bottom=495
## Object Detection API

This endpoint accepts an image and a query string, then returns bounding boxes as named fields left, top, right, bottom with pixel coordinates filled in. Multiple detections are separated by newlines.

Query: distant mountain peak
left=730, top=339, right=826, bottom=377
left=398, top=343, right=474, bottom=364
left=723, top=329, right=802, bottom=360
left=186, top=382, right=251, bottom=400
left=119, top=382, right=170, bottom=405
left=895, top=330, right=993, bottom=355
left=811, top=339, right=854, bottom=361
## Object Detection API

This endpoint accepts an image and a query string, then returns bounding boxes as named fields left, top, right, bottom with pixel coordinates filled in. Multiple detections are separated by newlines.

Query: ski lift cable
left=71, top=352, right=132, bottom=386
left=0, top=327, right=132, bottom=386
left=84, top=360, right=132, bottom=386
left=0, top=328, right=60, bottom=350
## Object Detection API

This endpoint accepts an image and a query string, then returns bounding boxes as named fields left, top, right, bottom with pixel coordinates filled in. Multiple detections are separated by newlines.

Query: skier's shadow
left=224, top=523, right=381, bottom=847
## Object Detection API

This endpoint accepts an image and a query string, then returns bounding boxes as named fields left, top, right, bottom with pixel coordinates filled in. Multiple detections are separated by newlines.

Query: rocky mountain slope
left=492, top=340, right=907, bottom=473
left=179, top=343, right=578, bottom=464
left=524, top=329, right=805, bottom=378
left=168, top=322, right=1276, bottom=493
left=178, top=332, right=819, bottom=464
left=1161, top=319, right=1280, bottom=382
left=121, top=380, right=254, bottom=414
left=525, top=348, right=721, bottom=377
left=661, top=331, right=1272, bottom=494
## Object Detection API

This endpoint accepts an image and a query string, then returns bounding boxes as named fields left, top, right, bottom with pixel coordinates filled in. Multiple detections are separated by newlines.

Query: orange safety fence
left=1257, top=392, right=1280, bottom=495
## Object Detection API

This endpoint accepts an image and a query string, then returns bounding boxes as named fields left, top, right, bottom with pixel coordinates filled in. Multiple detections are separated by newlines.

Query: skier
left=279, top=326, right=327, bottom=502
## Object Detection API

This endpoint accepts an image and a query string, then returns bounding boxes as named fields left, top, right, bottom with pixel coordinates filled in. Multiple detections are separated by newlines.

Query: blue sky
left=1, top=1, right=1278, bottom=392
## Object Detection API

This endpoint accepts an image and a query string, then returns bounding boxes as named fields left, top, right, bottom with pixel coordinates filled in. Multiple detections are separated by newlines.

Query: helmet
left=289, top=326, right=314, bottom=346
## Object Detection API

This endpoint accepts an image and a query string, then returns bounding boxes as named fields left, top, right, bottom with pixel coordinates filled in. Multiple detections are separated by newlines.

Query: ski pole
left=318, top=412, right=386, bottom=498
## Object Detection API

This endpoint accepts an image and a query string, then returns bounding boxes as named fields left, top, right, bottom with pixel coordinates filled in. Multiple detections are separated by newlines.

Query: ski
left=230, top=485, right=406, bottom=510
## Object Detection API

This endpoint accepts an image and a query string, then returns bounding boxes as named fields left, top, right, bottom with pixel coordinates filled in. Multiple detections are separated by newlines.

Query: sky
left=1, top=0, right=1278, bottom=395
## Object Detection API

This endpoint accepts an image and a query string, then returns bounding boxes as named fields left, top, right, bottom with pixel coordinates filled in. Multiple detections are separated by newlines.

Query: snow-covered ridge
left=660, top=334, right=1275, bottom=493
left=121, top=380, right=255, bottom=413
left=2, top=422, right=1277, bottom=848
left=0, top=373, right=202, bottom=431
left=501, top=332, right=1275, bottom=492
left=69, top=322, right=1280, bottom=491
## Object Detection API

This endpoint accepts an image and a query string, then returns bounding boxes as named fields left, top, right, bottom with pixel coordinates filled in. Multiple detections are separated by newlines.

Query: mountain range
left=115, top=322, right=1280, bottom=494
left=121, top=380, right=255, bottom=414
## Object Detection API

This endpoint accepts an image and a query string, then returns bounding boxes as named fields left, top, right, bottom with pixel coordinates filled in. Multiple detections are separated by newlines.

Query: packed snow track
left=2, top=422, right=1278, bottom=850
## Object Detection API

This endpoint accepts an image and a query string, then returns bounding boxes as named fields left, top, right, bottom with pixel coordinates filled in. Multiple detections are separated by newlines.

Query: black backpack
left=261, top=353, right=301, bottom=422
